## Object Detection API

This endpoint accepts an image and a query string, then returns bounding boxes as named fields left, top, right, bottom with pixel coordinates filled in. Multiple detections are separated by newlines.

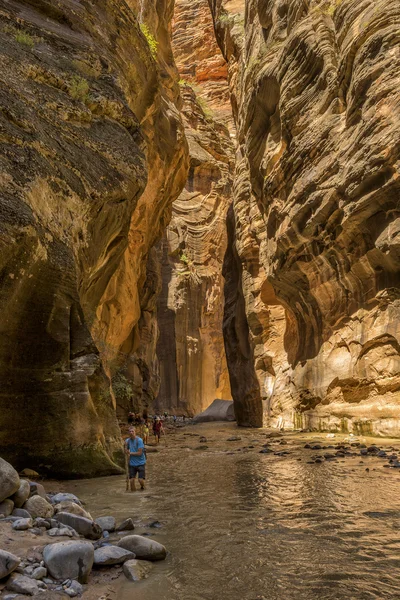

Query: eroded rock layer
left=0, top=0, right=187, bottom=475
left=211, top=0, right=400, bottom=432
left=156, top=83, right=233, bottom=415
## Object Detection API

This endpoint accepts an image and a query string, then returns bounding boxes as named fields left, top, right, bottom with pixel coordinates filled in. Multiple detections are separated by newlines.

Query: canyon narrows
left=0, top=0, right=399, bottom=478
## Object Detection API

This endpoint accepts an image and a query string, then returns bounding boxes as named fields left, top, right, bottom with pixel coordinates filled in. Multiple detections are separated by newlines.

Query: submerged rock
left=116, top=518, right=135, bottom=532
left=95, top=516, right=116, bottom=533
left=123, top=559, right=153, bottom=581
left=118, top=535, right=166, bottom=561
left=94, top=546, right=135, bottom=566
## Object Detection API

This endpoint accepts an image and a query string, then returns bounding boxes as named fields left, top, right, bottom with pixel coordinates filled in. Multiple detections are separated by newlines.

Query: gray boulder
left=122, top=559, right=153, bottom=581
left=12, top=517, right=33, bottom=531
left=0, top=549, right=21, bottom=579
left=32, top=566, right=47, bottom=579
left=51, top=493, right=81, bottom=506
left=48, top=527, right=76, bottom=538
left=54, top=502, right=91, bottom=520
left=0, top=458, right=20, bottom=503
left=23, top=496, right=54, bottom=518
left=55, top=513, right=101, bottom=540
left=6, top=574, right=40, bottom=596
left=34, top=517, right=51, bottom=529
left=64, top=580, right=83, bottom=597
left=0, top=499, right=14, bottom=517
left=29, top=482, right=47, bottom=500
left=43, top=541, right=94, bottom=583
left=10, top=480, right=30, bottom=508
left=118, top=535, right=166, bottom=561
left=12, top=508, right=31, bottom=518
left=95, top=516, right=116, bottom=532
left=116, top=518, right=135, bottom=532
left=93, top=546, right=135, bottom=566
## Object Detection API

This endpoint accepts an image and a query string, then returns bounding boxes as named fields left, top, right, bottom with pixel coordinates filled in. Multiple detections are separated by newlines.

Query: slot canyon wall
left=0, top=0, right=188, bottom=476
left=154, top=0, right=234, bottom=416
left=210, top=0, right=400, bottom=433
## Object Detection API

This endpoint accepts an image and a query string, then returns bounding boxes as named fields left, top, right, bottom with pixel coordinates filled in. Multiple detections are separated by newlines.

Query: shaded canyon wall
left=0, top=0, right=188, bottom=475
left=155, top=0, right=234, bottom=415
left=210, top=0, right=400, bottom=433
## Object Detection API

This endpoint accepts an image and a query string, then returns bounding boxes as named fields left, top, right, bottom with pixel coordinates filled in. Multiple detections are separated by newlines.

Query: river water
left=62, top=424, right=400, bottom=600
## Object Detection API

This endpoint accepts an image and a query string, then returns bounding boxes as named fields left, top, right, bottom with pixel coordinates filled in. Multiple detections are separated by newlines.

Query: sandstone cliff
left=156, top=83, right=233, bottom=415
left=154, top=0, right=234, bottom=416
left=0, top=0, right=187, bottom=475
left=211, top=0, right=400, bottom=433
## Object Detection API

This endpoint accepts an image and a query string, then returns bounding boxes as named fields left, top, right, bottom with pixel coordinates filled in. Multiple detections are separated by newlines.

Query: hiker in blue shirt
left=125, top=427, right=146, bottom=491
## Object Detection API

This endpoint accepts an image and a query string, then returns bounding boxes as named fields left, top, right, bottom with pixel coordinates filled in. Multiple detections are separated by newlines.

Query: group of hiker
left=125, top=411, right=170, bottom=492
left=127, top=412, right=165, bottom=444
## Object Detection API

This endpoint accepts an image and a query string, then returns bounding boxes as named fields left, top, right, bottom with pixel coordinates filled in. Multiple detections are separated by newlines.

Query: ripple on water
left=61, top=430, right=400, bottom=600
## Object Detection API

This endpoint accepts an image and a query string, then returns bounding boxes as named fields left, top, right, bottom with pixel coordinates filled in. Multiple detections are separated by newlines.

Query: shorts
left=129, top=465, right=146, bottom=479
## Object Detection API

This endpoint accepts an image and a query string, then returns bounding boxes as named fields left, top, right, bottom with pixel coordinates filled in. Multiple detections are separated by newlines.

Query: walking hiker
left=143, top=420, right=149, bottom=444
left=153, top=417, right=164, bottom=444
left=125, top=427, right=146, bottom=491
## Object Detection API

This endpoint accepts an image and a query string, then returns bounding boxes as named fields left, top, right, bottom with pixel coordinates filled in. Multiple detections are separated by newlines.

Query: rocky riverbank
left=0, top=458, right=166, bottom=599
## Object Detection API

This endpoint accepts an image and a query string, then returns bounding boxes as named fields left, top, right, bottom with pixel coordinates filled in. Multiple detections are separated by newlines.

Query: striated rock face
left=172, top=0, right=232, bottom=128
left=0, top=0, right=187, bottom=475
left=153, top=0, right=234, bottom=416
left=211, top=0, right=400, bottom=433
left=156, top=83, right=233, bottom=415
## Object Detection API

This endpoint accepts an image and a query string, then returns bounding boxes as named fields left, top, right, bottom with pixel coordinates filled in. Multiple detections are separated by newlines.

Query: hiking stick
left=125, top=445, right=130, bottom=491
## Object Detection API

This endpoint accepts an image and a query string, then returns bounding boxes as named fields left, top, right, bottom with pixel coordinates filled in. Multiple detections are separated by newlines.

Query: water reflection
left=63, top=431, right=400, bottom=600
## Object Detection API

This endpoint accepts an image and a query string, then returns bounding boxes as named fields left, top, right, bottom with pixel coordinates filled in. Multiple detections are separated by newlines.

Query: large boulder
left=0, top=549, right=21, bottom=579
left=23, top=496, right=54, bottom=518
left=54, top=502, right=92, bottom=520
left=193, top=399, right=235, bottom=423
left=95, top=516, right=116, bottom=532
left=118, top=535, right=166, bottom=561
left=122, top=559, right=153, bottom=581
left=55, top=513, right=101, bottom=540
left=0, top=458, right=20, bottom=502
left=93, top=546, right=135, bottom=566
left=43, top=541, right=94, bottom=583
left=0, top=499, right=14, bottom=517
left=10, top=480, right=31, bottom=508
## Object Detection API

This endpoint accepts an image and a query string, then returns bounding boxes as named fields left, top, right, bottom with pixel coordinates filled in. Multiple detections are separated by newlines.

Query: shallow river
left=62, top=424, right=400, bottom=600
